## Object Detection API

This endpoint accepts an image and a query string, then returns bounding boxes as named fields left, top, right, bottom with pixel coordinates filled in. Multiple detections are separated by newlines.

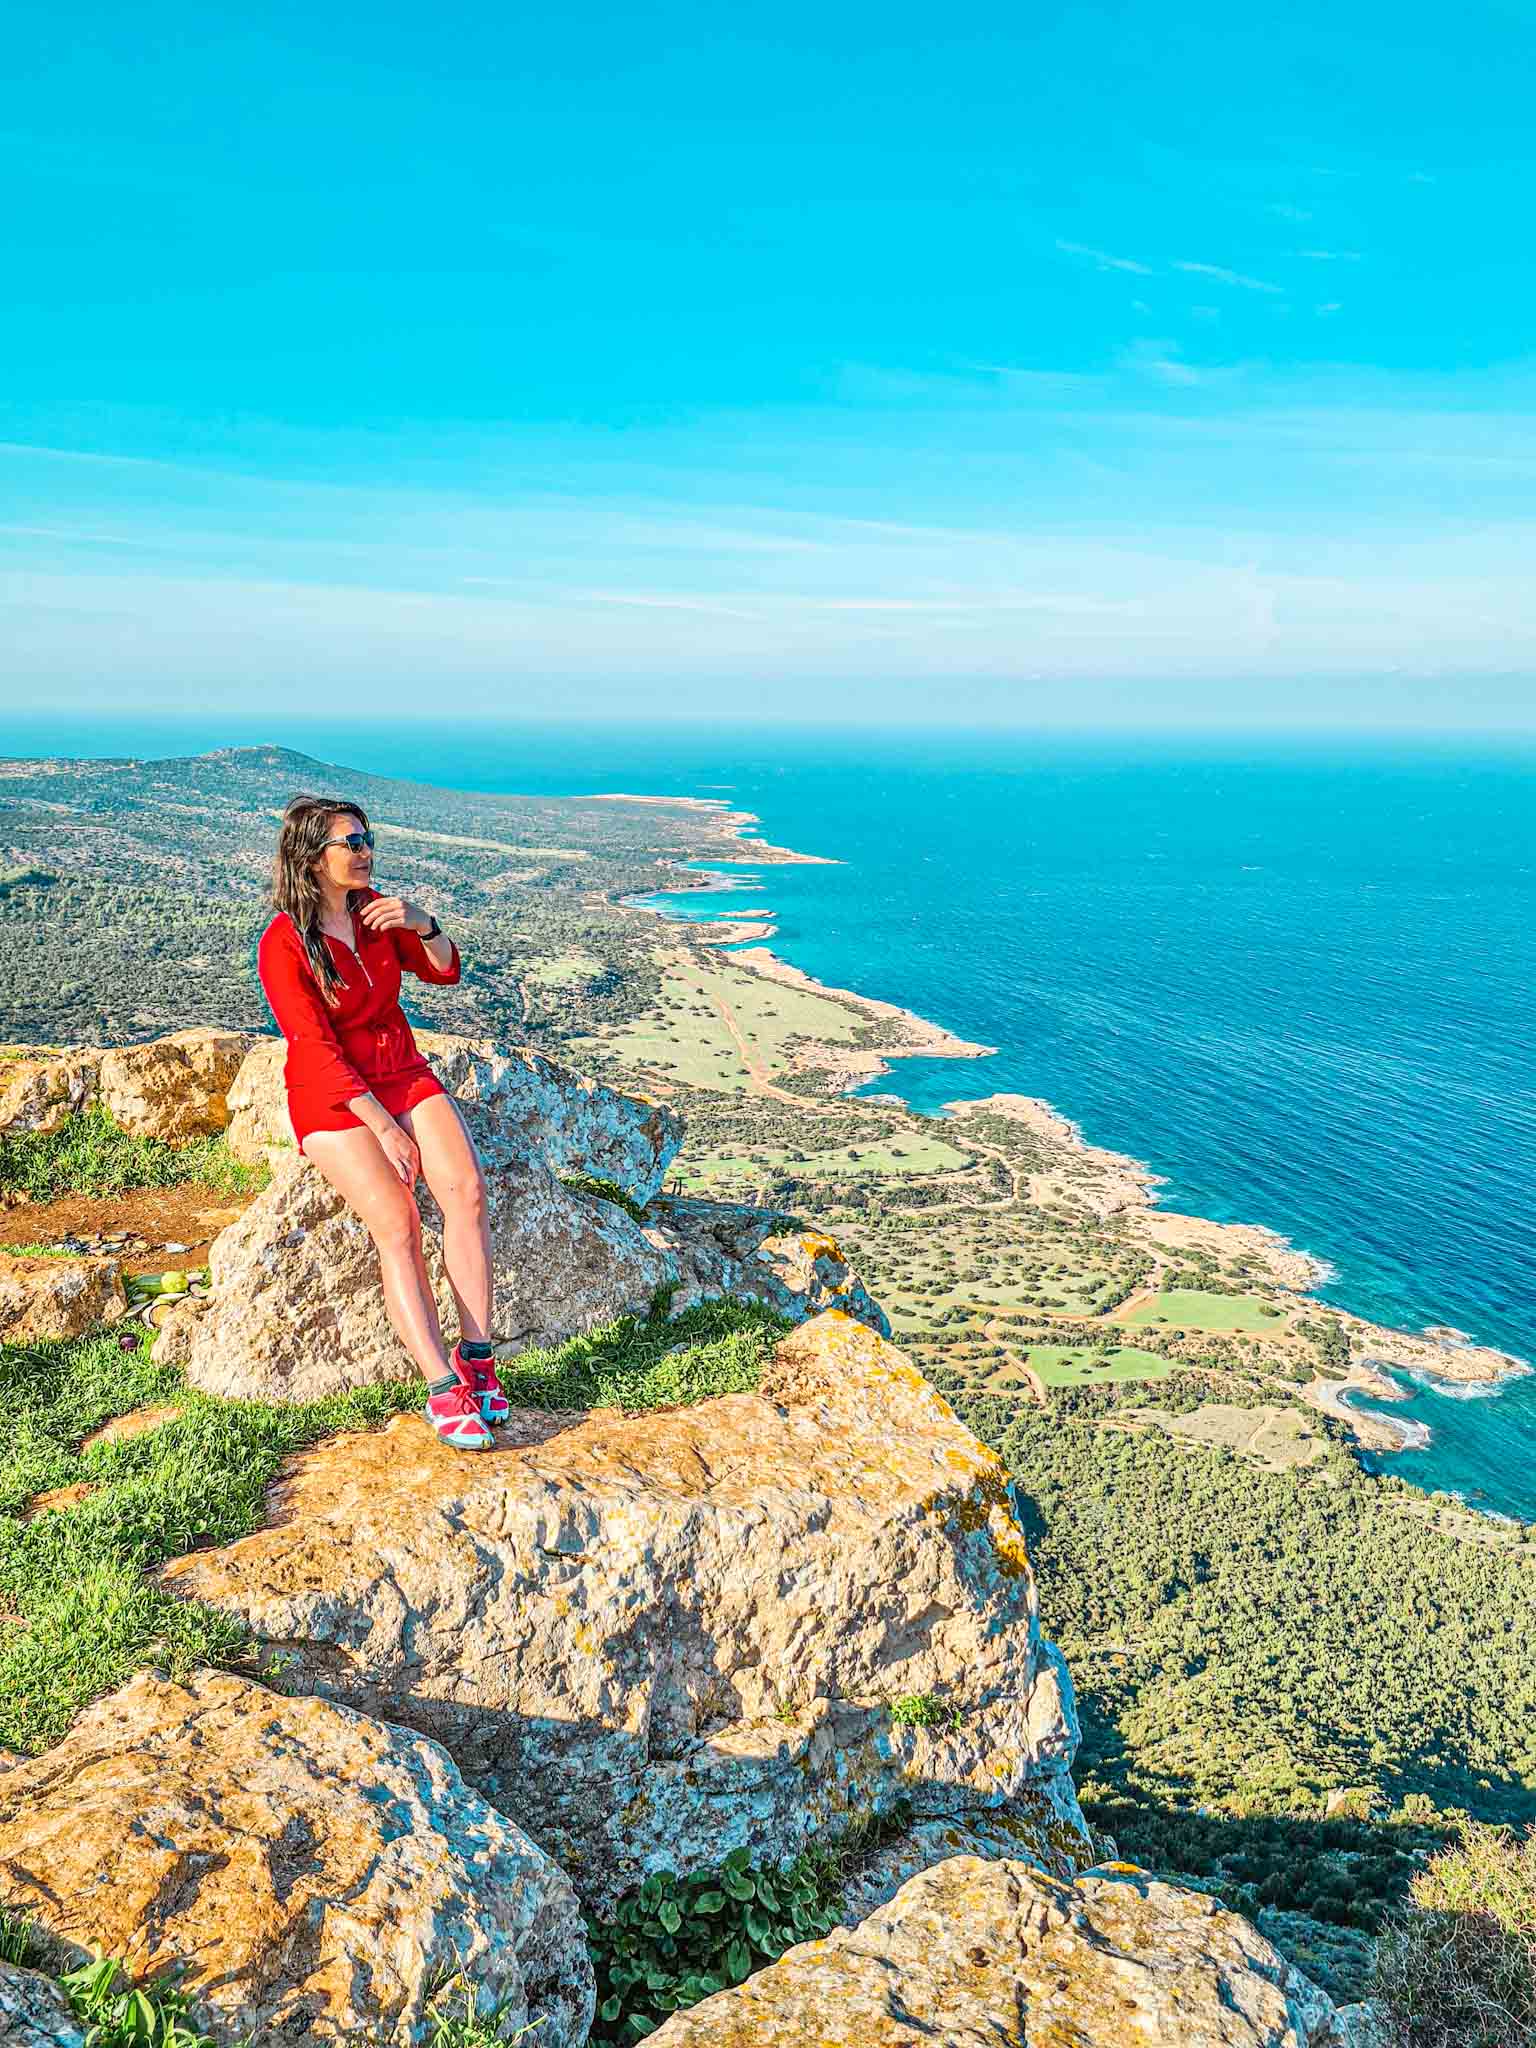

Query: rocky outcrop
left=0, top=1253, right=125, bottom=1343
left=162, top=1312, right=1088, bottom=1908
left=0, top=1670, right=593, bottom=2048
left=644, top=1856, right=1347, bottom=2047
left=174, top=1146, right=678, bottom=1402
left=225, top=1031, right=684, bottom=1202
left=97, top=1028, right=257, bottom=1144
left=177, top=1052, right=884, bottom=1401
left=0, top=1046, right=101, bottom=1143
left=0, top=1962, right=84, bottom=2048
left=657, top=1201, right=890, bottom=1336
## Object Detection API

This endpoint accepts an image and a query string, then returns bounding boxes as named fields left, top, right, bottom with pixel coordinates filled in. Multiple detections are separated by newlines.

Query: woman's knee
left=441, top=1169, right=489, bottom=1230
left=369, top=1189, right=422, bottom=1260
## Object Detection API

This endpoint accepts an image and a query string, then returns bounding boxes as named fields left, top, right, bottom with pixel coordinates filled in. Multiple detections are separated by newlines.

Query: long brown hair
left=270, top=794, right=372, bottom=1006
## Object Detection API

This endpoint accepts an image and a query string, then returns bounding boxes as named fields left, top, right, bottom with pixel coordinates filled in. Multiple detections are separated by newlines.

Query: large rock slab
left=0, top=1962, right=84, bottom=2048
left=645, top=1856, right=1345, bottom=2047
left=226, top=1030, right=683, bottom=1202
left=0, top=1254, right=125, bottom=1343
left=0, top=1670, right=593, bottom=2048
left=163, top=1313, right=1087, bottom=1908
left=174, top=1147, right=679, bottom=1401
left=98, top=1027, right=258, bottom=1144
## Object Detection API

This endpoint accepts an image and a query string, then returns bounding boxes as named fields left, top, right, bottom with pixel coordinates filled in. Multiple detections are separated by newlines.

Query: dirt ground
left=0, top=1186, right=257, bottom=1273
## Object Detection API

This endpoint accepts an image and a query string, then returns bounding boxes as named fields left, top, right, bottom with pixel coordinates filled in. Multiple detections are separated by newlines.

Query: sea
left=7, top=715, right=1535, bottom=1517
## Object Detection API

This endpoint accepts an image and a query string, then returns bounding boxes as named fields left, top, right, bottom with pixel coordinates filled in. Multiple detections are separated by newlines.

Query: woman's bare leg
left=299, top=1124, right=451, bottom=1382
left=398, top=1092, right=492, bottom=1343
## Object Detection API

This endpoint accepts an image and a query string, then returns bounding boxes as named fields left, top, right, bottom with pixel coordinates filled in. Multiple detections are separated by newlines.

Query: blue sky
left=4, top=0, right=1535, bottom=728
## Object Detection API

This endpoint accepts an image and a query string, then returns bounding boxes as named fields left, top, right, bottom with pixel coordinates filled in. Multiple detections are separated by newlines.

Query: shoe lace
left=428, top=1375, right=480, bottom=1418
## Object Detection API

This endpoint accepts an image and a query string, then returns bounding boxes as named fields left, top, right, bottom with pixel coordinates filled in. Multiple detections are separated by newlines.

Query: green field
left=1122, top=1289, right=1288, bottom=1334
left=1027, top=1344, right=1172, bottom=1387
left=523, top=950, right=605, bottom=987
left=590, top=955, right=866, bottom=1091
left=675, top=1134, right=973, bottom=1189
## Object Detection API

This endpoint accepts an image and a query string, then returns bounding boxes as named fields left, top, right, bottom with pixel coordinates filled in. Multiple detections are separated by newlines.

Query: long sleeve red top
left=256, top=888, right=461, bottom=1112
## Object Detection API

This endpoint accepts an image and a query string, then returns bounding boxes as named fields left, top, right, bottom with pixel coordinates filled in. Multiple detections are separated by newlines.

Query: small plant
left=889, top=1692, right=963, bottom=1732
left=425, top=1970, right=548, bottom=2047
left=561, top=1174, right=647, bottom=1224
left=587, top=1846, right=839, bottom=2043
left=57, top=1954, right=216, bottom=2048
left=0, top=1903, right=46, bottom=1969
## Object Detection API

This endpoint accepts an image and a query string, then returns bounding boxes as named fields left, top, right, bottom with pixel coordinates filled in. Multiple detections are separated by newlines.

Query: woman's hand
left=358, top=894, right=432, bottom=935
left=377, top=1121, right=421, bottom=1188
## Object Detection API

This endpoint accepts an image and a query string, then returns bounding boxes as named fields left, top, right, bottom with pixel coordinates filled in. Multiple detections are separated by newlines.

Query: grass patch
left=1122, top=1289, right=1286, bottom=1334
left=500, top=1295, right=791, bottom=1413
left=1027, top=1344, right=1172, bottom=1388
left=0, top=1106, right=267, bottom=1205
left=0, top=1296, right=789, bottom=1754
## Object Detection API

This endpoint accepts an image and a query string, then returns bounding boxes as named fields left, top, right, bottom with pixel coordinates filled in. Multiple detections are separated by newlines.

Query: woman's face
left=312, top=811, right=373, bottom=894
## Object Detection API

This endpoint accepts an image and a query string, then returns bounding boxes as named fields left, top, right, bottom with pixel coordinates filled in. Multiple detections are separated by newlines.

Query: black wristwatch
left=419, top=915, right=442, bottom=942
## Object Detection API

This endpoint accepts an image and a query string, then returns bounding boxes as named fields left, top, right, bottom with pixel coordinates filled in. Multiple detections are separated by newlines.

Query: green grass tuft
left=499, top=1295, right=791, bottom=1414
left=0, top=1106, right=268, bottom=1205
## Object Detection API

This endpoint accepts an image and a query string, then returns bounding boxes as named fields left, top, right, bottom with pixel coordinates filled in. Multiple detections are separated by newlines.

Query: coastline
left=620, top=792, right=1532, bottom=1448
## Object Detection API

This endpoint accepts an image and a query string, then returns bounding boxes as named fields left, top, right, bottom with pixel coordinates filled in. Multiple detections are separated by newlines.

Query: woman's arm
left=354, top=886, right=461, bottom=984
left=256, top=922, right=372, bottom=1108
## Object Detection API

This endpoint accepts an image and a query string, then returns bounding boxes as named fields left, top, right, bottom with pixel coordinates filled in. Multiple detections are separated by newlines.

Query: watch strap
left=420, top=915, right=442, bottom=942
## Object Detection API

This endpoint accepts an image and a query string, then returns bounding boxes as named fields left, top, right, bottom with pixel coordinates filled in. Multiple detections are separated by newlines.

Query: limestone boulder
left=0, top=1669, right=593, bottom=2048
left=0, top=1047, right=102, bottom=1141
left=226, top=1031, right=682, bottom=1202
left=97, top=1027, right=258, bottom=1144
left=0, top=1254, right=125, bottom=1344
left=0, top=1962, right=85, bottom=2048
left=172, top=1149, right=678, bottom=1401
left=162, top=1312, right=1088, bottom=1908
left=630, top=1199, right=888, bottom=1335
left=645, top=1857, right=1345, bottom=2047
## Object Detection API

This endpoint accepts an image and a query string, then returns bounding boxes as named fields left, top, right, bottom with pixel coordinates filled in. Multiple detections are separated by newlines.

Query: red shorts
left=288, top=1069, right=448, bottom=1151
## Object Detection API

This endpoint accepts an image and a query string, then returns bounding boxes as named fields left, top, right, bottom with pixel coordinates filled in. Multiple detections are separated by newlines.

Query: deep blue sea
left=8, top=715, right=1535, bottom=1516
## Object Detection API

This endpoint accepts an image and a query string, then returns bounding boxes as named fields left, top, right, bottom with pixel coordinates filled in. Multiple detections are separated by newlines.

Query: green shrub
left=0, top=1106, right=266, bottom=1204
left=889, top=1692, right=962, bottom=1731
left=587, top=1847, right=838, bottom=2044
left=561, top=1174, right=647, bottom=1223
left=1372, top=1822, right=1536, bottom=2046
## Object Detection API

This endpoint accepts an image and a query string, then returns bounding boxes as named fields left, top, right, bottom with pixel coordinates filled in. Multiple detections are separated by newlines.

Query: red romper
left=255, top=887, right=462, bottom=1150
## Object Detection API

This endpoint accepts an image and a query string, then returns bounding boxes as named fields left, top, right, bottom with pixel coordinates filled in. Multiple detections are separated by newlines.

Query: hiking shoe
left=423, top=1373, right=493, bottom=1449
left=451, top=1341, right=511, bottom=1425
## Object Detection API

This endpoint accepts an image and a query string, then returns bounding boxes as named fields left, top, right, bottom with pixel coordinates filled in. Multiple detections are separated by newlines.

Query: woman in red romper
left=256, top=792, right=509, bottom=1449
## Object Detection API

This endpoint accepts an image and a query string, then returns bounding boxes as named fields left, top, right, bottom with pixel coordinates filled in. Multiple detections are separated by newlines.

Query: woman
left=256, top=792, right=509, bottom=1449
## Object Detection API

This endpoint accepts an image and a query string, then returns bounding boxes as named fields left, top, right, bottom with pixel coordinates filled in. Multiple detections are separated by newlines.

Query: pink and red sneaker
left=423, top=1372, right=493, bottom=1450
left=451, top=1341, right=511, bottom=1425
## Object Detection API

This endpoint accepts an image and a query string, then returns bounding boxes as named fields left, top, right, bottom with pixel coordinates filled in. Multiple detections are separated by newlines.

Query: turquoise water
left=8, top=716, right=1535, bottom=1515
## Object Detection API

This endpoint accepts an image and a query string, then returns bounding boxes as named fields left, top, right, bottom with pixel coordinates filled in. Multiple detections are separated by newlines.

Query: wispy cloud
left=1315, top=302, right=1343, bottom=317
left=1268, top=203, right=1313, bottom=222
left=1300, top=248, right=1362, bottom=262
left=1055, top=238, right=1154, bottom=276
left=1116, top=338, right=1206, bottom=386
left=577, top=590, right=760, bottom=619
left=1174, top=260, right=1285, bottom=296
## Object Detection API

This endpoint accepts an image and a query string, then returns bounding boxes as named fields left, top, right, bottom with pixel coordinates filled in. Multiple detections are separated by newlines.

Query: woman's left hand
left=358, top=894, right=431, bottom=934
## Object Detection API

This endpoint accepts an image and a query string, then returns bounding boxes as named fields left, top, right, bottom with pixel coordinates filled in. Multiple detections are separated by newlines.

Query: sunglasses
left=323, top=830, right=375, bottom=852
